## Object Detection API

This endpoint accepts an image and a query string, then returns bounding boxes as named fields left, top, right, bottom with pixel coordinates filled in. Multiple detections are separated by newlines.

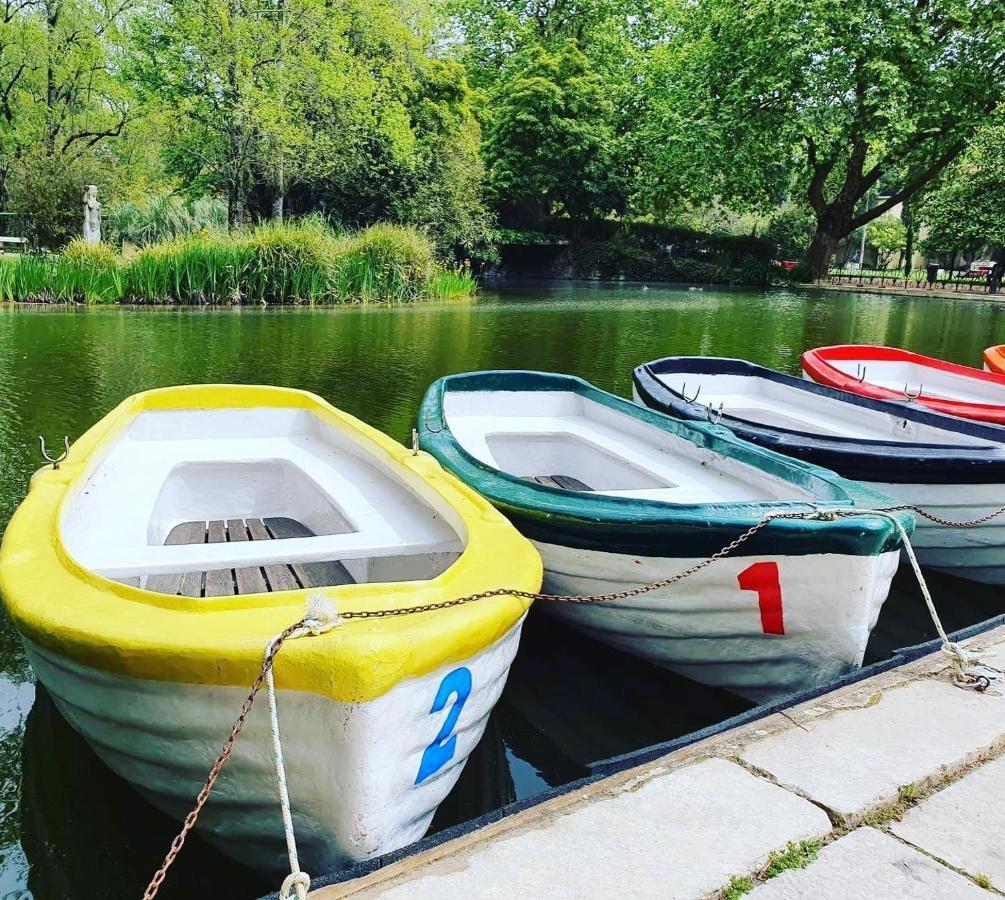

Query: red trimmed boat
left=984, top=345, right=1005, bottom=375
left=802, top=345, right=1005, bottom=425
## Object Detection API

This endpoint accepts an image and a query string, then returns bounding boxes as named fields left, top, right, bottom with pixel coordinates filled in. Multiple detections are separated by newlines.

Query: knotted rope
left=144, top=502, right=1005, bottom=898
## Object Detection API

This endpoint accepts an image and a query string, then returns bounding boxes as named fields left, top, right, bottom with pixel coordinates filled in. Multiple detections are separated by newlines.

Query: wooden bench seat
left=146, top=516, right=355, bottom=598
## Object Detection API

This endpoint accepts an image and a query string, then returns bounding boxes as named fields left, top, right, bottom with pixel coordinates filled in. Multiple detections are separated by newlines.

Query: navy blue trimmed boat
left=634, top=356, right=1005, bottom=584
left=419, top=370, right=913, bottom=701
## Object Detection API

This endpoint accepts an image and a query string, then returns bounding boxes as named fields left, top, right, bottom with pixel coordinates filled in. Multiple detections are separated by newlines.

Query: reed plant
left=0, top=220, right=475, bottom=304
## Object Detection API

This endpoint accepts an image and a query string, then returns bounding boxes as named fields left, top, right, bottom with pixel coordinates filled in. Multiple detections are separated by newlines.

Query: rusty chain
left=880, top=502, right=1005, bottom=529
left=143, top=501, right=1005, bottom=896
left=143, top=619, right=307, bottom=900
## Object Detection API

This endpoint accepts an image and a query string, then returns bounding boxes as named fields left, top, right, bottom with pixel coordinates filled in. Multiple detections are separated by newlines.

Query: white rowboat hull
left=24, top=618, right=524, bottom=877
left=867, top=481, right=1005, bottom=584
left=534, top=543, right=900, bottom=702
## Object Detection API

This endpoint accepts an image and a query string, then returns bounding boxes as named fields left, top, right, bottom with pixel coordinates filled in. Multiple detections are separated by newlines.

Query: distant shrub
left=335, top=224, right=437, bottom=301
left=108, top=195, right=227, bottom=247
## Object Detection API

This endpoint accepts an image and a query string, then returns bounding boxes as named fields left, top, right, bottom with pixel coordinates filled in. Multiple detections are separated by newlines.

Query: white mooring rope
left=266, top=594, right=344, bottom=900
left=253, top=507, right=1002, bottom=900
left=799, top=506, right=1000, bottom=691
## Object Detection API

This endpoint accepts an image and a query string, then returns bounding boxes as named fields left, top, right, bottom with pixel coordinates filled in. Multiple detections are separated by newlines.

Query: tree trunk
left=228, top=182, right=246, bottom=231
left=271, top=187, right=284, bottom=222
left=806, top=227, right=840, bottom=279
left=902, top=202, right=915, bottom=277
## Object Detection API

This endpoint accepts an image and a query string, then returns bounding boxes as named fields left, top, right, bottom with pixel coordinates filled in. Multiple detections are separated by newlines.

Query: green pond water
left=0, top=281, right=1004, bottom=898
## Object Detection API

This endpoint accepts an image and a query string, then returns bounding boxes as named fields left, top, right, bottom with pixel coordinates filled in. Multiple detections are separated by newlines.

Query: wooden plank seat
left=531, top=474, right=595, bottom=492
left=146, top=517, right=355, bottom=598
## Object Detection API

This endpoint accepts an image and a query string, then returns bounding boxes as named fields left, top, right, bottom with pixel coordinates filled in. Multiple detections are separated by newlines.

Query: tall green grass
left=0, top=220, right=474, bottom=304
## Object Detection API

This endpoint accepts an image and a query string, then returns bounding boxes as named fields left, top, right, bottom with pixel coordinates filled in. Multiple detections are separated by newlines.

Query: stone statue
left=83, top=184, right=101, bottom=244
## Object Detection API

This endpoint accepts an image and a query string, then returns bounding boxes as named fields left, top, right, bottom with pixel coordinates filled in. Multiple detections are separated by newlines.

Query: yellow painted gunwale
left=0, top=385, right=542, bottom=703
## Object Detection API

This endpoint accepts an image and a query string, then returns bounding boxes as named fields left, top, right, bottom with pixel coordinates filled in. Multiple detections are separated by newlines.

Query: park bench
left=0, top=236, right=27, bottom=253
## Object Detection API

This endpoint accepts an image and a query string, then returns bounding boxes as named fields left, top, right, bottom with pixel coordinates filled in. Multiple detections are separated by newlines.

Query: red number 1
left=738, top=562, right=784, bottom=635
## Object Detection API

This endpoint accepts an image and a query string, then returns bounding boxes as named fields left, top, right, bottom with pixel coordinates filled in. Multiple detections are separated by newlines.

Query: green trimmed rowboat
left=418, top=370, right=914, bottom=701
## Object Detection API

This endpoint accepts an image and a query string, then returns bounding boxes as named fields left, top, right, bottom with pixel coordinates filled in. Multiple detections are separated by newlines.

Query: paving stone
left=348, top=759, right=831, bottom=900
left=749, top=828, right=990, bottom=899
left=740, top=679, right=1005, bottom=819
left=892, top=754, right=1005, bottom=889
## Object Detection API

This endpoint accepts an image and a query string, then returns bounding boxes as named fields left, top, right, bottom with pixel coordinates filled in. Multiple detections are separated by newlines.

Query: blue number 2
left=415, top=667, right=472, bottom=784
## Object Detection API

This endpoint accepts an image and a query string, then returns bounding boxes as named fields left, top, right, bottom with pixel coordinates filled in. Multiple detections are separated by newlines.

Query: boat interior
left=61, top=408, right=464, bottom=597
left=825, top=359, right=1005, bottom=405
left=649, top=370, right=1000, bottom=446
left=444, top=389, right=820, bottom=503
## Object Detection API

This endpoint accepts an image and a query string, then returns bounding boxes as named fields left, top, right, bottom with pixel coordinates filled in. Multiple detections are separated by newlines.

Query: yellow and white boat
left=0, top=385, right=541, bottom=878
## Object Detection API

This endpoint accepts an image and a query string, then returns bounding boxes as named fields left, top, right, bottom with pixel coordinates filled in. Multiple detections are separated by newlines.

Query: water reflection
left=0, top=284, right=1003, bottom=897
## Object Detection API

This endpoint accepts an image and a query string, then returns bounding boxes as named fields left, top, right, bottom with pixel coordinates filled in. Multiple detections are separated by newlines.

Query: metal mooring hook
left=904, top=382, right=923, bottom=401
left=412, top=428, right=419, bottom=456
left=706, top=402, right=724, bottom=425
left=682, top=382, right=702, bottom=404
left=39, top=435, right=70, bottom=470
left=855, top=364, right=867, bottom=383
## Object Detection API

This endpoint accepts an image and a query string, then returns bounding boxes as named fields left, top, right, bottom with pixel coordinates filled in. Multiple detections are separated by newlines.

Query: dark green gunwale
left=418, top=370, right=914, bottom=558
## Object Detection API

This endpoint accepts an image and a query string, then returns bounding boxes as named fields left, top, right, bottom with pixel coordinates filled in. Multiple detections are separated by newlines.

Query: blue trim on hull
left=633, top=357, right=1005, bottom=485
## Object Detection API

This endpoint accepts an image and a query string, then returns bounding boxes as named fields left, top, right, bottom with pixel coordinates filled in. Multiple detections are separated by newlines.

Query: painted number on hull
left=737, top=562, right=785, bottom=635
left=415, top=666, right=472, bottom=785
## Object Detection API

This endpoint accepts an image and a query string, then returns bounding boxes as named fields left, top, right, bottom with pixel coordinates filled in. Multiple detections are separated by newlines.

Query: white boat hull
left=534, top=542, right=900, bottom=702
left=23, top=618, right=524, bottom=877
left=867, top=481, right=1005, bottom=584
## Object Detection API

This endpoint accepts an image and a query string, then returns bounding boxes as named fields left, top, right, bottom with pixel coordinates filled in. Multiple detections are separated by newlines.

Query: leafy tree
left=485, top=43, right=622, bottom=223
left=765, top=206, right=815, bottom=260
left=0, top=0, right=132, bottom=232
left=128, top=0, right=415, bottom=228
left=920, top=124, right=1005, bottom=266
left=867, top=216, right=907, bottom=269
left=642, top=0, right=1005, bottom=276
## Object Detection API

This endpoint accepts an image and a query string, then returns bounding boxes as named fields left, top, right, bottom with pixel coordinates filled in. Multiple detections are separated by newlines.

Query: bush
left=335, top=224, right=437, bottom=301
left=108, top=195, right=227, bottom=247
left=765, top=207, right=816, bottom=260
left=7, top=152, right=102, bottom=249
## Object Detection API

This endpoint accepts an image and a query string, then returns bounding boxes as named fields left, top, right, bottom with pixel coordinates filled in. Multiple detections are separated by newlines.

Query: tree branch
left=849, top=139, right=967, bottom=229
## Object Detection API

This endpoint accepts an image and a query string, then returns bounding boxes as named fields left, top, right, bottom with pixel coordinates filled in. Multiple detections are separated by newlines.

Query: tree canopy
left=641, top=0, right=1005, bottom=274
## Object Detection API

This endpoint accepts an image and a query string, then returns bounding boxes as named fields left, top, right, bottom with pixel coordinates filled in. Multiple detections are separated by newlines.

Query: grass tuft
left=0, top=220, right=473, bottom=304
left=721, top=875, right=754, bottom=900
left=762, top=839, right=823, bottom=878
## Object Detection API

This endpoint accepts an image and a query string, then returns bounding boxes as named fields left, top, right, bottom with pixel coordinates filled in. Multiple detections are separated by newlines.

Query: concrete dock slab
left=747, top=827, right=991, bottom=899
left=341, top=759, right=830, bottom=900
left=310, top=626, right=1005, bottom=900
left=740, top=678, right=1005, bottom=821
left=892, top=754, right=1005, bottom=890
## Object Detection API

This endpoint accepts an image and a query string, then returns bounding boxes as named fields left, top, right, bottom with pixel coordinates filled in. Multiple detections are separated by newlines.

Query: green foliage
left=335, top=224, right=437, bottom=301
left=0, top=221, right=465, bottom=304
left=641, top=0, right=1005, bottom=273
left=762, top=840, right=823, bottom=879
left=486, top=43, right=623, bottom=222
left=6, top=151, right=101, bottom=248
left=867, top=217, right=908, bottom=268
left=721, top=876, right=754, bottom=900
left=765, top=207, right=816, bottom=260
left=0, top=247, right=121, bottom=303
left=425, top=264, right=478, bottom=299
left=108, top=195, right=227, bottom=247
left=921, top=124, right=1005, bottom=258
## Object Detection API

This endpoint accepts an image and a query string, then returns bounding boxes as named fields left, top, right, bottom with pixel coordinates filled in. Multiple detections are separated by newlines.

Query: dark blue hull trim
left=634, top=357, right=1005, bottom=485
